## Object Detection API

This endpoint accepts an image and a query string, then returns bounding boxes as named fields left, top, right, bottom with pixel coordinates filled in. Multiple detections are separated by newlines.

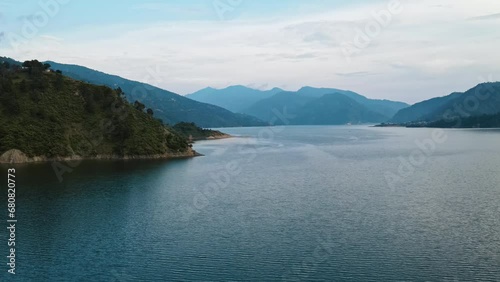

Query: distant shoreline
left=197, top=134, right=232, bottom=141
left=374, top=123, right=500, bottom=129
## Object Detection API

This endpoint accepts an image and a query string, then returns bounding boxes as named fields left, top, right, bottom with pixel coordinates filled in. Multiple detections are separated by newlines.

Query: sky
left=0, top=0, right=499, bottom=104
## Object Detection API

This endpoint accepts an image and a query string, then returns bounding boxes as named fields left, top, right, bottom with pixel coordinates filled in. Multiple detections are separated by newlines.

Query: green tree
left=19, top=80, right=27, bottom=92
left=116, top=87, right=124, bottom=96
left=134, top=100, right=145, bottom=112
left=1, top=61, right=10, bottom=69
left=22, top=60, right=44, bottom=75
left=1, top=92, right=20, bottom=115
left=55, top=72, right=64, bottom=90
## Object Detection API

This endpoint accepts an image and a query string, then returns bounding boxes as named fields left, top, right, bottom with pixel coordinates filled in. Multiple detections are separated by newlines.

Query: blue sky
left=1, top=0, right=500, bottom=103
left=1, top=0, right=370, bottom=24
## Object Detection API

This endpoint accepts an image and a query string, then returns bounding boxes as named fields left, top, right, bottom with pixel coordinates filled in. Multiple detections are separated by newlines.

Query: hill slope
left=294, top=87, right=409, bottom=118
left=390, top=82, right=500, bottom=123
left=243, top=92, right=315, bottom=125
left=291, top=94, right=387, bottom=125
left=0, top=60, right=195, bottom=163
left=43, top=60, right=267, bottom=128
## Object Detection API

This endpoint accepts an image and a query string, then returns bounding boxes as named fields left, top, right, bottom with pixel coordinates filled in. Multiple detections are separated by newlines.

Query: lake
left=2, top=126, right=500, bottom=281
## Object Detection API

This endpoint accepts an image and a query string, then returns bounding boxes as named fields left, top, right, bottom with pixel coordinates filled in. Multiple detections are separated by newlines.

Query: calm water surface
left=1, top=126, right=500, bottom=281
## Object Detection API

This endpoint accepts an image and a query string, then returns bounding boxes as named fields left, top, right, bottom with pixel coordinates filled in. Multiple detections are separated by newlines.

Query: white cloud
left=1, top=0, right=499, bottom=104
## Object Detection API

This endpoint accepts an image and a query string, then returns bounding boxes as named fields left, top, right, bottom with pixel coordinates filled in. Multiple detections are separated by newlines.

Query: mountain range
left=44, top=59, right=410, bottom=126
left=188, top=85, right=409, bottom=125
left=3, top=56, right=499, bottom=129
left=186, top=85, right=284, bottom=113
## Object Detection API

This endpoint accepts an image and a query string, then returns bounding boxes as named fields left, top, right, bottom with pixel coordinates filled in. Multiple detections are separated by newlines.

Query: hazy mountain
left=292, top=94, right=388, bottom=125
left=43, top=61, right=267, bottom=128
left=295, top=86, right=409, bottom=118
left=242, top=86, right=408, bottom=124
left=186, top=85, right=284, bottom=113
left=0, top=57, right=20, bottom=67
left=243, top=92, right=314, bottom=125
left=389, top=93, right=463, bottom=123
left=391, top=82, right=500, bottom=123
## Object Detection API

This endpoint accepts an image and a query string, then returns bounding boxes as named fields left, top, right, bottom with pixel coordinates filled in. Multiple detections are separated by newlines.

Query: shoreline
left=202, top=134, right=233, bottom=140
left=0, top=148, right=203, bottom=165
left=0, top=134, right=234, bottom=164
left=374, top=124, right=500, bottom=129
left=190, top=134, right=233, bottom=142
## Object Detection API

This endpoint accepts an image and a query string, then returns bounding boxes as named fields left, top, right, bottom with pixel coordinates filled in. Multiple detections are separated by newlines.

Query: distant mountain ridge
left=188, top=85, right=409, bottom=122
left=240, top=86, right=409, bottom=125
left=186, top=85, right=284, bottom=113
left=291, top=94, right=388, bottom=125
left=42, top=61, right=267, bottom=128
left=390, top=82, right=500, bottom=124
left=290, top=86, right=409, bottom=117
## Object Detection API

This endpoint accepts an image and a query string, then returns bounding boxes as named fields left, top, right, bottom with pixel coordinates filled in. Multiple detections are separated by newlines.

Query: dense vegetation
left=173, top=122, right=229, bottom=141
left=0, top=59, right=191, bottom=159
left=390, top=82, right=500, bottom=124
left=43, top=60, right=268, bottom=128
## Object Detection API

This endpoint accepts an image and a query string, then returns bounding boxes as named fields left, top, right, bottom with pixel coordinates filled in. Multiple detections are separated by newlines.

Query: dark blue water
left=1, top=126, right=500, bottom=281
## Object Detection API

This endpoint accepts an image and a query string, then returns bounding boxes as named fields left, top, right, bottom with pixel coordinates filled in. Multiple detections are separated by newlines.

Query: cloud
left=335, top=72, right=376, bottom=78
left=0, top=32, right=4, bottom=42
left=2, top=0, right=500, bottom=104
left=38, top=35, right=64, bottom=43
left=283, top=20, right=363, bottom=47
left=467, top=13, right=500, bottom=21
left=245, top=83, right=270, bottom=90
left=303, top=31, right=334, bottom=45
left=132, top=2, right=209, bottom=16
left=259, top=52, right=321, bottom=62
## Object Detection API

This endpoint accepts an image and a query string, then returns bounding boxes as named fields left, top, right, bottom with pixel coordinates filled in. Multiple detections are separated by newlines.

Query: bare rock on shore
left=0, top=149, right=30, bottom=164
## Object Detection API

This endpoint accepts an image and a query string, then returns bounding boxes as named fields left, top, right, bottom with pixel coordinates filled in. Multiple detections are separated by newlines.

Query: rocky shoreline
left=0, top=133, right=234, bottom=164
left=0, top=148, right=203, bottom=164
